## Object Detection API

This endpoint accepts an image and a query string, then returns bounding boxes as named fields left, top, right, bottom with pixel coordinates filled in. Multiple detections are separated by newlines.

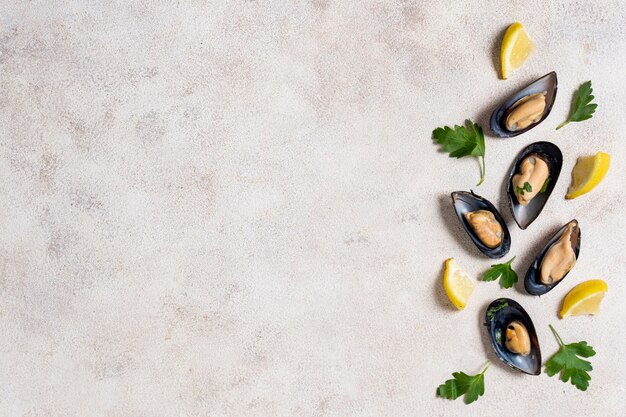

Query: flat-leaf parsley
left=545, top=324, right=596, bottom=391
left=433, top=120, right=486, bottom=186
left=556, top=81, right=597, bottom=130
left=482, top=257, right=518, bottom=289
left=437, top=362, right=490, bottom=405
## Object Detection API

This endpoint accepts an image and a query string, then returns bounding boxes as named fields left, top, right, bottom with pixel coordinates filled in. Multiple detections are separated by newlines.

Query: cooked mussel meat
left=540, top=221, right=578, bottom=285
left=464, top=210, right=503, bottom=248
left=512, top=153, right=550, bottom=206
left=505, top=321, right=531, bottom=356
left=505, top=93, right=546, bottom=131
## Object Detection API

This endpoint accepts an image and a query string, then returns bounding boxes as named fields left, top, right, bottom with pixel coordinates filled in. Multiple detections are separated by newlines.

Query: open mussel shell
left=451, top=191, right=511, bottom=259
left=525, top=220, right=581, bottom=295
left=490, top=72, right=558, bottom=138
left=507, top=141, right=563, bottom=229
left=485, top=298, right=541, bottom=375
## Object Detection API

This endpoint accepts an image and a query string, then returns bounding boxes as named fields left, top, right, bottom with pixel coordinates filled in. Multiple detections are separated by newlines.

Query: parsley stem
left=480, top=361, right=491, bottom=375
left=505, top=256, right=516, bottom=265
left=549, top=324, right=565, bottom=347
left=476, top=155, right=485, bottom=186
left=556, top=120, right=569, bottom=130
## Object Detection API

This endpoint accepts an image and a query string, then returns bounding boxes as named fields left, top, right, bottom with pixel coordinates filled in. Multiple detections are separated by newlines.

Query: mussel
left=485, top=298, right=541, bottom=375
left=525, top=220, right=581, bottom=295
left=451, top=191, right=511, bottom=259
left=490, top=72, right=558, bottom=137
left=507, top=142, right=563, bottom=229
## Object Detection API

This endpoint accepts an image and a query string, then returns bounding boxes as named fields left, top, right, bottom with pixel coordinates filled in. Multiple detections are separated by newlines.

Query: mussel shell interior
left=451, top=191, right=511, bottom=259
left=490, top=72, right=558, bottom=138
left=507, top=141, right=563, bottom=229
left=524, top=220, right=581, bottom=296
left=485, top=298, right=541, bottom=375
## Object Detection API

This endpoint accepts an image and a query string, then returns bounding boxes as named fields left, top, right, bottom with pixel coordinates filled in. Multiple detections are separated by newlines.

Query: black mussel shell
left=485, top=298, right=541, bottom=375
left=451, top=191, right=511, bottom=259
left=525, top=220, right=581, bottom=295
left=490, top=72, right=558, bottom=138
left=507, top=141, right=563, bottom=229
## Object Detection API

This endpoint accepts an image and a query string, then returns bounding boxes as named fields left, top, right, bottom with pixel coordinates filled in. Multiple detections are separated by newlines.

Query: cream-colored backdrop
left=1, top=1, right=624, bottom=416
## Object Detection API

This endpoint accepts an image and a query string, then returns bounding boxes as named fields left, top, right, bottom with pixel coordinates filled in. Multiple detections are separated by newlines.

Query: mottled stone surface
left=1, top=1, right=625, bottom=416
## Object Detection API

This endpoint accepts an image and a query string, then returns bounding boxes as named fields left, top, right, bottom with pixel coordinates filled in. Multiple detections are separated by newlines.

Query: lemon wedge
left=443, top=258, right=475, bottom=310
left=565, top=152, right=611, bottom=199
left=559, top=279, right=608, bottom=318
left=500, top=22, right=534, bottom=80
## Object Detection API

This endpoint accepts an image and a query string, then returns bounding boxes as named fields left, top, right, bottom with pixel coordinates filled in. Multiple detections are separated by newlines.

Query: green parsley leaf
left=433, top=120, right=486, bottom=186
left=482, top=256, right=518, bottom=289
left=539, top=177, right=551, bottom=193
left=524, top=182, right=532, bottom=192
left=545, top=324, right=596, bottom=391
left=515, top=182, right=532, bottom=195
left=436, top=363, right=490, bottom=404
left=486, top=301, right=508, bottom=321
left=556, top=81, right=597, bottom=130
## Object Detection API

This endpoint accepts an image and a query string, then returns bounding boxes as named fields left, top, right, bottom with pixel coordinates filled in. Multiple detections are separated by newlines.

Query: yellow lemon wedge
left=559, top=279, right=608, bottom=318
left=565, top=152, right=611, bottom=199
left=443, top=258, right=475, bottom=310
left=500, top=22, right=534, bottom=80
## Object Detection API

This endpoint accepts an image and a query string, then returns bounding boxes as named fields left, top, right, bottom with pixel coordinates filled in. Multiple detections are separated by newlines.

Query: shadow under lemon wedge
left=566, top=152, right=611, bottom=199
left=560, top=279, right=608, bottom=318
left=443, top=258, right=475, bottom=310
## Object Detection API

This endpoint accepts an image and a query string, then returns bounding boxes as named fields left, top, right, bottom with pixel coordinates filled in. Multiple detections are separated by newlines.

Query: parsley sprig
left=486, top=301, right=508, bottom=321
left=545, top=324, right=596, bottom=391
left=556, top=81, right=597, bottom=130
left=433, top=120, right=486, bottom=186
left=437, top=362, right=490, bottom=404
left=482, top=256, right=518, bottom=289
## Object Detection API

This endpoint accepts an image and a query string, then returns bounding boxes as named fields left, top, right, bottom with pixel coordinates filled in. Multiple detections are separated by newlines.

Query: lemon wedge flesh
left=565, top=152, right=611, bottom=199
left=500, top=22, right=534, bottom=80
left=560, top=279, right=608, bottom=318
left=443, top=258, right=475, bottom=310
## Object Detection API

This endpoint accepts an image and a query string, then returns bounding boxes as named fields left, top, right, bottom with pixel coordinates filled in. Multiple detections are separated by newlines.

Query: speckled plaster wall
left=1, top=1, right=625, bottom=416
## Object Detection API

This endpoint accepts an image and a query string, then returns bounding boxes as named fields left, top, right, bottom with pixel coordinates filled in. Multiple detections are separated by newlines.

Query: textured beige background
left=1, top=1, right=625, bottom=416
